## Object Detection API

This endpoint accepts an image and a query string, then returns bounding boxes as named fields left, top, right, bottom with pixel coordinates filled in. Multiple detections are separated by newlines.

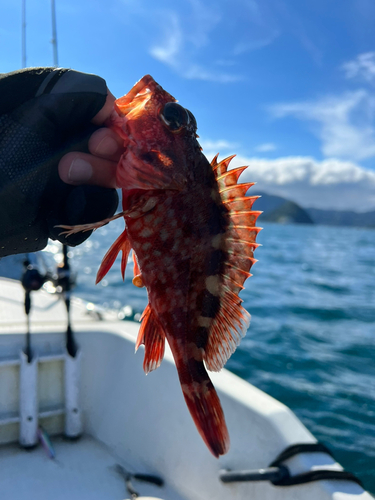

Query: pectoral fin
left=96, top=229, right=131, bottom=284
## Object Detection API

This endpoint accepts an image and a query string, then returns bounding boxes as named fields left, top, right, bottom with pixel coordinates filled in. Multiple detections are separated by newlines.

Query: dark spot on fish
left=195, top=326, right=209, bottom=349
left=141, top=151, right=157, bottom=163
left=181, top=223, right=194, bottom=239
left=188, top=357, right=210, bottom=381
left=207, top=249, right=226, bottom=276
left=207, top=201, right=229, bottom=236
left=200, top=289, right=220, bottom=319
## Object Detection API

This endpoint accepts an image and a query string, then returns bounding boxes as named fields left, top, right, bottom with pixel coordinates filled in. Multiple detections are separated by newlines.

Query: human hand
left=58, top=93, right=123, bottom=189
left=0, top=67, right=120, bottom=257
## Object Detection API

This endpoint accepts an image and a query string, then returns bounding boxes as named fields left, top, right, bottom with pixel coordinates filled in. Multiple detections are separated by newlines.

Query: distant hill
left=252, top=192, right=314, bottom=225
left=252, top=192, right=286, bottom=214
left=252, top=191, right=375, bottom=228
left=306, top=208, right=375, bottom=228
left=262, top=200, right=314, bottom=224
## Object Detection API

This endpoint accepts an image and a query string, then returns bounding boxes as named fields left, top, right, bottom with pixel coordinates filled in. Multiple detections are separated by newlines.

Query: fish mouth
left=114, top=74, right=157, bottom=119
left=115, top=89, right=151, bottom=119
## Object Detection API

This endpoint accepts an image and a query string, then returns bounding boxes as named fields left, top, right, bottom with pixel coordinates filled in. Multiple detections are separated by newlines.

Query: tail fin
left=176, top=357, right=230, bottom=457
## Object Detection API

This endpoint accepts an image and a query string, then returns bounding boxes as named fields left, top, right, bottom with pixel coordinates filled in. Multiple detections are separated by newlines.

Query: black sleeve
left=0, top=67, right=118, bottom=257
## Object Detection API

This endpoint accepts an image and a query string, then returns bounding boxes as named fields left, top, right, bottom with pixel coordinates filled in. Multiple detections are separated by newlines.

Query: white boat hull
left=0, top=278, right=371, bottom=499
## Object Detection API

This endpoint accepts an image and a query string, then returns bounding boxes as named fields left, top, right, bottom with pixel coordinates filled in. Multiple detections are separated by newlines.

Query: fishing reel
left=21, top=257, right=47, bottom=363
left=21, top=259, right=46, bottom=294
left=48, top=245, right=76, bottom=295
left=21, top=258, right=46, bottom=322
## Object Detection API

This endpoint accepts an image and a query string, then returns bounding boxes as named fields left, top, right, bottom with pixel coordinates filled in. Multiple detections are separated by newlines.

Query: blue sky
left=1, top=0, right=375, bottom=211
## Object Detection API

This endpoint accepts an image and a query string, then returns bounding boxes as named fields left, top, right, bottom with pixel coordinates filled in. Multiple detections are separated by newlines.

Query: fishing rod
left=20, top=0, right=64, bottom=356
left=21, top=0, right=59, bottom=67
left=51, top=0, right=58, bottom=67
left=21, top=246, right=77, bottom=361
left=21, top=0, right=26, bottom=67
left=57, top=245, right=77, bottom=357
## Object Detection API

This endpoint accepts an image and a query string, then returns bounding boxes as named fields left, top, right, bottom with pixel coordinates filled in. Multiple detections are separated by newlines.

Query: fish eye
left=186, top=109, right=197, bottom=130
left=160, top=102, right=190, bottom=132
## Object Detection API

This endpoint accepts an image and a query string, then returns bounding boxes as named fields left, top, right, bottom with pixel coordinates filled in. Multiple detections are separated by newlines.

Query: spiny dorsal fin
left=216, top=166, right=248, bottom=189
left=204, top=155, right=261, bottom=372
left=212, top=154, right=236, bottom=176
left=223, top=195, right=260, bottom=211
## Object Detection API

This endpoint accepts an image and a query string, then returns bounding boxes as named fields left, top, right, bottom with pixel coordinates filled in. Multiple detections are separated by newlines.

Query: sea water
left=47, top=220, right=375, bottom=493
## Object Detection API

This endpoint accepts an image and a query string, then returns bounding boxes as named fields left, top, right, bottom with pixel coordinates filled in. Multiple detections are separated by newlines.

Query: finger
left=91, top=89, right=116, bottom=125
left=58, top=152, right=118, bottom=188
left=88, top=127, right=124, bottom=161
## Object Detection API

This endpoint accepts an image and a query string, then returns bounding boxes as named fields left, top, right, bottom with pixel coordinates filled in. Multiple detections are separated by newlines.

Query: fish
left=59, top=75, right=261, bottom=457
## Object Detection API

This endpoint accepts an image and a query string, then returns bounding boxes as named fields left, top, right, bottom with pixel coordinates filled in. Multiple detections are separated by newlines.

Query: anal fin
left=136, top=304, right=166, bottom=374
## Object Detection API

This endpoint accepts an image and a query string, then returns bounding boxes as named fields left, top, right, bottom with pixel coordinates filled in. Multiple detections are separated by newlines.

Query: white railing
left=0, top=350, right=82, bottom=447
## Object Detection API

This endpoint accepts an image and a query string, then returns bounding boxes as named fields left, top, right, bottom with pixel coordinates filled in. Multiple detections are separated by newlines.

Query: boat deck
left=0, top=276, right=118, bottom=335
left=0, top=278, right=184, bottom=500
left=1, top=435, right=173, bottom=500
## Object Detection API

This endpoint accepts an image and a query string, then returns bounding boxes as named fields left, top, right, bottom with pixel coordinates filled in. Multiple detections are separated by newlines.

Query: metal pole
left=51, top=0, right=58, bottom=67
left=22, top=0, right=26, bottom=67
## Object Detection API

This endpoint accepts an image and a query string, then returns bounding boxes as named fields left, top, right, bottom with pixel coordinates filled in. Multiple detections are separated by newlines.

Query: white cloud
left=180, top=65, right=243, bottom=83
left=254, top=142, right=277, bottom=152
left=199, top=139, right=238, bottom=151
left=342, top=52, right=375, bottom=84
left=200, top=139, right=240, bottom=164
left=186, top=0, right=221, bottom=48
left=211, top=155, right=375, bottom=212
left=270, top=91, right=375, bottom=162
left=148, top=4, right=242, bottom=82
left=142, top=1, right=278, bottom=82
left=149, top=12, right=182, bottom=64
left=232, top=34, right=278, bottom=55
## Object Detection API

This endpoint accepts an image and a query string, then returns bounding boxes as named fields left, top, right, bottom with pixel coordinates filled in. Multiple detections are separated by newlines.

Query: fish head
left=108, top=75, right=201, bottom=192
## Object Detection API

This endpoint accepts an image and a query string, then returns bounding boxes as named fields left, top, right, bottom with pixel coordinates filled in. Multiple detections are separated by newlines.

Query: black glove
left=0, top=67, right=119, bottom=257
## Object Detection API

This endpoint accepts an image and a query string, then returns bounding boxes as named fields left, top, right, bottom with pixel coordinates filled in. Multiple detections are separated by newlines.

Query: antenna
left=22, top=0, right=26, bottom=67
left=51, top=0, right=58, bottom=67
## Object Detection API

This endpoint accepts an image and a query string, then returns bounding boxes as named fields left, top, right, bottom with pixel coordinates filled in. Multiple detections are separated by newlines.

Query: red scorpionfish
left=61, top=75, right=261, bottom=457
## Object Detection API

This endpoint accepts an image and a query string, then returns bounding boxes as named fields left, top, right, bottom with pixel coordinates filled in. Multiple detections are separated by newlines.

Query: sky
left=1, top=0, right=375, bottom=211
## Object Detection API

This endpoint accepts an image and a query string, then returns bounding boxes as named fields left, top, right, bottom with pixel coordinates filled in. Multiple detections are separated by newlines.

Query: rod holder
left=19, top=351, right=38, bottom=448
left=64, top=349, right=83, bottom=439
